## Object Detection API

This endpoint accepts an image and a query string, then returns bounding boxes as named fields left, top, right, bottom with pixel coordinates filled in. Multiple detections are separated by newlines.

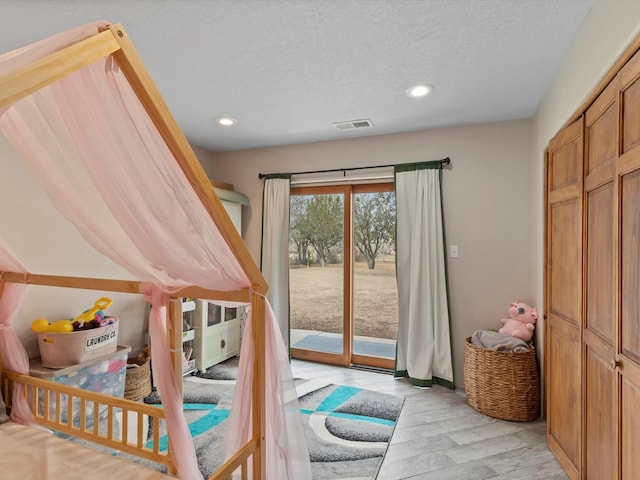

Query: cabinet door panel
left=586, top=82, right=618, bottom=176
left=221, top=318, right=241, bottom=358
left=621, top=170, right=640, bottom=364
left=621, top=376, right=640, bottom=479
left=584, top=338, right=616, bottom=479
left=550, top=138, right=582, bottom=190
left=620, top=49, right=640, bottom=156
left=548, top=199, right=582, bottom=324
left=201, top=330, right=224, bottom=367
left=547, top=316, right=581, bottom=474
left=585, top=182, right=615, bottom=342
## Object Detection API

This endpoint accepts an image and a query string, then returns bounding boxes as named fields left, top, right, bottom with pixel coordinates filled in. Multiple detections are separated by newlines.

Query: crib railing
left=0, top=370, right=176, bottom=474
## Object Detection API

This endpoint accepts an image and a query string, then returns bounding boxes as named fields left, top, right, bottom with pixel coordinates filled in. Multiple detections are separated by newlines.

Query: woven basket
left=125, top=346, right=152, bottom=401
left=463, top=337, right=540, bottom=422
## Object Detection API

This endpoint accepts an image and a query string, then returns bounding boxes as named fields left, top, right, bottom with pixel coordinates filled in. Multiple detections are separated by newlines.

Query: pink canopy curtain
left=225, top=301, right=311, bottom=479
left=0, top=21, right=309, bottom=480
left=143, top=284, right=200, bottom=478
left=0, top=239, right=39, bottom=427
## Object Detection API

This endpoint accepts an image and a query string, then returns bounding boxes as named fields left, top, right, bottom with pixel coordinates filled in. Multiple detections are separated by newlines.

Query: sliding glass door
left=289, top=186, right=348, bottom=362
left=289, top=183, right=397, bottom=369
left=352, top=185, right=397, bottom=367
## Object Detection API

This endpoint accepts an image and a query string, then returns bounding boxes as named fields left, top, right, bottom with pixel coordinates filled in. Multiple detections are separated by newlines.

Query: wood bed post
left=168, top=298, right=184, bottom=398
left=251, top=288, right=267, bottom=480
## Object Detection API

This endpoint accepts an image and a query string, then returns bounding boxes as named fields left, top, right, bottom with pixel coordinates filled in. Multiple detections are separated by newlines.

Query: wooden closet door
left=617, top=48, right=640, bottom=480
left=583, top=79, right=618, bottom=480
left=545, top=117, right=584, bottom=480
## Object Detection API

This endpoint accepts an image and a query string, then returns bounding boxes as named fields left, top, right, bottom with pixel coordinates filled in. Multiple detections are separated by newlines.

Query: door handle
left=611, top=358, right=621, bottom=370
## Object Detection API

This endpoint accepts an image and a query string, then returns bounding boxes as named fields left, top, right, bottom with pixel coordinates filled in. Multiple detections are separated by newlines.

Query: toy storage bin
left=36, top=318, right=119, bottom=368
left=29, top=345, right=130, bottom=428
left=463, top=337, right=540, bottom=422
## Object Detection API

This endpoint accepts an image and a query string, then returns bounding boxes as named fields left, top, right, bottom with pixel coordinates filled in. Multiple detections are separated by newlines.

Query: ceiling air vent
left=333, top=119, right=373, bottom=130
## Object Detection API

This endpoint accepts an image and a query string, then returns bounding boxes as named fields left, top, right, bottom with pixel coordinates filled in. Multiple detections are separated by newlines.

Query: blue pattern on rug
left=301, top=386, right=396, bottom=427
left=148, top=403, right=230, bottom=452
left=315, top=385, right=361, bottom=412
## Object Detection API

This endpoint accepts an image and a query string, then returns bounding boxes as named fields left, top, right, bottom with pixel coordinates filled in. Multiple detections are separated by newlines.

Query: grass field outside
left=289, top=259, right=399, bottom=341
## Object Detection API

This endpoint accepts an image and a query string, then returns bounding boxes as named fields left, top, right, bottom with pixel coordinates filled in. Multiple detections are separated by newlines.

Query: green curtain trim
left=260, top=173, right=293, bottom=180
left=438, top=167, right=456, bottom=387
left=393, top=370, right=455, bottom=390
left=394, top=160, right=443, bottom=173
left=259, top=183, right=267, bottom=271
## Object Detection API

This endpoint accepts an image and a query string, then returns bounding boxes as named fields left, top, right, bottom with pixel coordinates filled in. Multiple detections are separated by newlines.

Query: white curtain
left=394, top=163, right=454, bottom=388
left=261, top=176, right=292, bottom=350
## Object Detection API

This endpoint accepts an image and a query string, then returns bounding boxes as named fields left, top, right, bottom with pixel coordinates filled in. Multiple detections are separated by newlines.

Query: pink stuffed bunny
left=498, top=301, right=537, bottom=342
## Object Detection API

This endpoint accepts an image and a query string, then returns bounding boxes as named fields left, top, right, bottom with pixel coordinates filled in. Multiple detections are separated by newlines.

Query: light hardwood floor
left=290, top=359, right=568, bottom=480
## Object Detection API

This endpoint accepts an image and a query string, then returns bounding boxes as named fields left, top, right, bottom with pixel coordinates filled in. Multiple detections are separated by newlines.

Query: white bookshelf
left=192, top=300, right=241, bottom=372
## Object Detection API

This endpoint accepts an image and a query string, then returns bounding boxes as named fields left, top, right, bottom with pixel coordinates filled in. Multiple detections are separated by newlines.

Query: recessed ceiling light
left=216, top=117, right=236, bottom=126
left=406, top=84, right=434, bottom=98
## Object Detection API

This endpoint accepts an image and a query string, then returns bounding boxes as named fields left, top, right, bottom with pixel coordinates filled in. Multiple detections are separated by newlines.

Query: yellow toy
left=30, top=318, right=73, bottom=333
left=50, top=319, right=74, bottom=332
left=73, top=296, right=112, bottom=325
left=30, top=297, right=113, bottom=333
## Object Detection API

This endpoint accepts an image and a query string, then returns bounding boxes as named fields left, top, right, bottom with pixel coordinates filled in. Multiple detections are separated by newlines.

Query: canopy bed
left=0, top=21, right=310, bottom=480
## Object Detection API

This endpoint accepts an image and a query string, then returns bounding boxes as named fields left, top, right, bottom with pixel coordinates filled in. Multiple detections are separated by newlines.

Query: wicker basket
left=125, top=346, right=152, bottom=401
left=463, top=336, right=540, bottom=422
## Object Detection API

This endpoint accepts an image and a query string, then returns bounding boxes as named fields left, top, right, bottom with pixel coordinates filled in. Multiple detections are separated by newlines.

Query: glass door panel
left=289, top=190, right=345, bottom=360
left=352, top=189, right=397, bottom=365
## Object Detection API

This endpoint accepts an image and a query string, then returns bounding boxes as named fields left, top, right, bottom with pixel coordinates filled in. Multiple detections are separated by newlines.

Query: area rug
left=297, top=383, right=404, bottom=479
left=141, top=366, right=405, bottom=479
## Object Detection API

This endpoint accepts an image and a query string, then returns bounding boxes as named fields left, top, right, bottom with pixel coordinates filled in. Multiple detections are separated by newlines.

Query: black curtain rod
left=258, top=157, right=450, bottom=179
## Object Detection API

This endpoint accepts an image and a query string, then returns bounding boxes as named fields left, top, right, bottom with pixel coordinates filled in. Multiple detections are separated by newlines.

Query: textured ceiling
left=1, top=0, right=593, bottom=152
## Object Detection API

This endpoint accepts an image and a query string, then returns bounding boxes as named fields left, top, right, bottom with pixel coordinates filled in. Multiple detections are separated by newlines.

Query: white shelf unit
left=192, top=300, right=241, bottom=372
left=181, top=300, right=197, bottom=375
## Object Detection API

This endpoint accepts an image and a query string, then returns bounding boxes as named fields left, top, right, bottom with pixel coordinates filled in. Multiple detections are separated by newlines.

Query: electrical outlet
left=450, top=245, right=459, bottom=258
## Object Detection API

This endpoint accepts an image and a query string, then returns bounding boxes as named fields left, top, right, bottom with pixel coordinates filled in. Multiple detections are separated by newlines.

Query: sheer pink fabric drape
left=143, top=284, right=200, bottom=478
left=0, top=21, right=310, bottom=479
left=225, top=301, right=312, bottom=479
left=0, top=239, right=39, bottom=427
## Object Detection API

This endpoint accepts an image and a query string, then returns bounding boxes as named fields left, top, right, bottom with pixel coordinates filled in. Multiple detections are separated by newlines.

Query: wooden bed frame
left=0, top=22, right=269, bottom=480
left=0, top=368, right=175, bottom=473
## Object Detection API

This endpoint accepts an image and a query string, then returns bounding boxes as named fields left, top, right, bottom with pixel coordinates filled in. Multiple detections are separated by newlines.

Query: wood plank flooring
left=290, top=359, right=568, bottom=480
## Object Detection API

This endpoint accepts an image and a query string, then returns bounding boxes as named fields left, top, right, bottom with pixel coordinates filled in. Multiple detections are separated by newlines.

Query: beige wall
left=201, top=119, right=533, bottom=388
left=531, top=1, right=640, bottom=362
